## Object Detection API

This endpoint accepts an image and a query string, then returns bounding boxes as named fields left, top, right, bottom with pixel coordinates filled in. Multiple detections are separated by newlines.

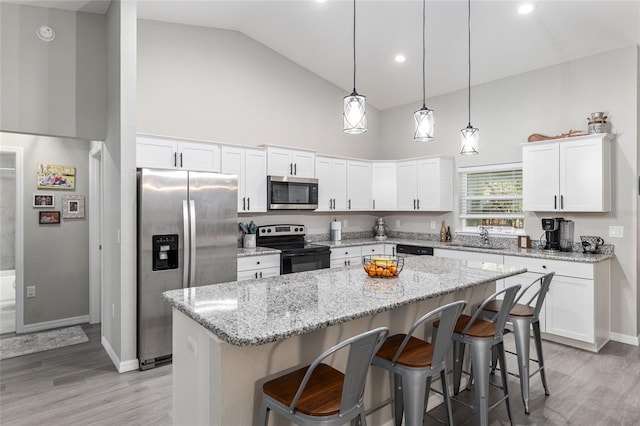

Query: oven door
left=281, top=251, right=330, bottom=275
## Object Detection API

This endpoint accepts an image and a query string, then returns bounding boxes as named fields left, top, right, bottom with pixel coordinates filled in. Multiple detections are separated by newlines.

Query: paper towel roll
left=330, top=221, right=342, bottom=241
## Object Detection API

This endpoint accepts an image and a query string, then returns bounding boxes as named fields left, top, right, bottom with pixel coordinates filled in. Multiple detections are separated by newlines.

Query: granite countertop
left=237, top=246, right=281, bottom=257
left=163, top=256, right=526, bottom=347
left=314, top=238, right=613, bottom=264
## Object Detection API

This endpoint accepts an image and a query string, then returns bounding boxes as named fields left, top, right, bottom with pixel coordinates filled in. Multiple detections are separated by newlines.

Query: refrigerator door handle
left=182, top=200, right=190, bottom=287
left=189, top=199, right=197, bottom=286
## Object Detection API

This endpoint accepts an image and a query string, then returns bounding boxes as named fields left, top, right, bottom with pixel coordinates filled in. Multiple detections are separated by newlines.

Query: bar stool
left=434, top=285, right=521, bottom=426
left=371, top=300, right=467, bottom=426
left=258, top=327, right=389, bottom=426
left=482, top=272, right=555, bottom=414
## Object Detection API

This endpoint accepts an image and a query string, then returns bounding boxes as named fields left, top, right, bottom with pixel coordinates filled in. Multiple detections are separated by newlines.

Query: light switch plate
left=27, top=286, right=35, bottom=298
left=430, top=221, right=437, bottom=229
left=609, top=226, right=623, bottom=238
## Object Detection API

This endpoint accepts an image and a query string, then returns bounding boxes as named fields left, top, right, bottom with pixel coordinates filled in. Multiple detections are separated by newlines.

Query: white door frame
left=89, top=142, right=104, bottom=324
left=1, top=146, right=24, bottom=333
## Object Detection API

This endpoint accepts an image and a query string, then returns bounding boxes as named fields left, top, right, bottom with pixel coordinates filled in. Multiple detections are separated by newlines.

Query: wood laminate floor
left=1, top=323, right=639, bottom=425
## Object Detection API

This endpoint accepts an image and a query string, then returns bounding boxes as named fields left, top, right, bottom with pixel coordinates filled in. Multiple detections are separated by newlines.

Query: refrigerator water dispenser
left=152, top=234, right=178, bottom=271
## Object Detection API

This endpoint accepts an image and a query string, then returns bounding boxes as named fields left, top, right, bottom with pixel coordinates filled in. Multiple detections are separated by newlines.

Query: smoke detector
left=36, top=25, right=56, bottom=42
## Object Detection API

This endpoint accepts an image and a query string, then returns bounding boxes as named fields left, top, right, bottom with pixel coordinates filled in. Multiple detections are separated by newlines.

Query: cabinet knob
left=256, top=261, right=260, bottom=265
left=542, top=265, right=547, bottom=269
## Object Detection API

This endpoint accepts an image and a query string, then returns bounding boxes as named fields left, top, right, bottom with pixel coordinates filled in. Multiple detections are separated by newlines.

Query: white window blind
left=459, top=163, right=524, bottom=233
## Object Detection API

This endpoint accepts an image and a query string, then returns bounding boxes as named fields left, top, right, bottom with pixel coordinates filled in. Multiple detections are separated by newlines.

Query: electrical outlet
left=396, top=220, right=401, bottom=228
left=26, top=286, right=36, bottom=298
left=609, top=226, right=624, bottom=238
left=430, top=221, right=436, bottom=230
left=111, top=304, right=115, bottom=319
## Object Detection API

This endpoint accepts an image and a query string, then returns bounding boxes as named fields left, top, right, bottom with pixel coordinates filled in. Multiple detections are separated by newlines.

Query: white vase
left=243, top=234, right=256, bottom=249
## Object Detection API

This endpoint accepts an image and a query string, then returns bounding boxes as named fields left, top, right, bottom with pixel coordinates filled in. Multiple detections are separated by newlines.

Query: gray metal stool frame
left=371, top=300, right=467, bottom=426
left=258, top=327, right=389, bottom=426
left=439, top=285, right=521, bottom=426
left=484, top=272, right=555, bottom=414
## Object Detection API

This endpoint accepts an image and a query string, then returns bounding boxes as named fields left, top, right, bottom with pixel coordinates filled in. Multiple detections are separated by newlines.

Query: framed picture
left=517, top=235, right=531, bottom=249
left=62, top=195, right=85, bottom=219
left=39, top=211, right=61, bottom=224
left=37, top=163, right=76, bottom=190
left=33, top=194, right=55, bottom=208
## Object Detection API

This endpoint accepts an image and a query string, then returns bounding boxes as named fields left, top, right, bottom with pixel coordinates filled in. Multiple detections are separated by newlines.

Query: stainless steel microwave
left=267, top=176, right=319, bottom=210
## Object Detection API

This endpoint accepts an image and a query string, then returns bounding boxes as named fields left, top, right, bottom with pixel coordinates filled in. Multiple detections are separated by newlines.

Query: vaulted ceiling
left=8, top=0, right=640, bottom=110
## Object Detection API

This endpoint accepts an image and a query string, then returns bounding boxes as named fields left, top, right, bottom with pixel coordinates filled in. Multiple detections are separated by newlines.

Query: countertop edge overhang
left=163, top=257, right=527, bottom=347
left=310, top=238, right=614, bottom=263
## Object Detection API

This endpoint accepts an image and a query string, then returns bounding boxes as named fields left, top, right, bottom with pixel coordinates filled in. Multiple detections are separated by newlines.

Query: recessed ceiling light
left=394, top=54, right=406, bottom=63
left=518, top=4, right=535, bottom=15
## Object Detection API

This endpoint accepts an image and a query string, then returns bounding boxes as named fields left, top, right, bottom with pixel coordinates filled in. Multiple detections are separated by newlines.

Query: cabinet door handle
left=290, top=163, right=293, bottom=175
left=255, top=272, right=258, bottom=279
left=247, top=197, right=250, bottom=211
left=417, top=199, right=420, bottom=210
left=413, top=199, right=416, bottom=210
left=180, top=153, right=183, bottom=168
left=348, top=199, right=351, bottom=209
left=332, top=199, right=335, bottom=209
left=294, top=163, right=297, bottom=175
left=259, top=271, right=263, bottom=278
left=392, top=247, right=395, bottom=256
left=347, top=260, right=351, bottom=266
left=243, top=197, right=246, bottom=211
left=174, top=152, right=177, bottom=168
left=560, top=195, right=564, bottom=209
left=373, top=199, right=376, bottom=210
left=554, top=195, right=557, bottom=210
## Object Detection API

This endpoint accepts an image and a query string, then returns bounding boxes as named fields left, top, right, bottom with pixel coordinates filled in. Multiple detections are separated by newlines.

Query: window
left=458, top=163, right=524, bottom=234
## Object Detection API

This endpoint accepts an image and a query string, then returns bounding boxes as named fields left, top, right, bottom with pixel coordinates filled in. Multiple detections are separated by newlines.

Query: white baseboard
left=22, top=315, right=89, bottom=333
left=609, top=332, right=640, bottom=346
left=101, top=335, right=139, bottom=373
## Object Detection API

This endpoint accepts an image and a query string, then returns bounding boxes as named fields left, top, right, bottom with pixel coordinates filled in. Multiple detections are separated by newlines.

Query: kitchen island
left=163, top=255, right=526, bottom=426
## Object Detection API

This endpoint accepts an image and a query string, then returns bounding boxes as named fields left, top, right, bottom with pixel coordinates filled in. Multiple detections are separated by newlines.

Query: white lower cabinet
left=330, top=246, right=362, bottom=268
left=237, top=254, right=280, bottom=281
left=433, top=249, right=503, bottom=265
left=502, top=255, right=610, bottom=352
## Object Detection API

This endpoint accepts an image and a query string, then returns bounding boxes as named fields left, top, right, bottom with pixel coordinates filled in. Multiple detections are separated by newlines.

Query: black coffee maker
left=541, top=217, right=564, bottom=251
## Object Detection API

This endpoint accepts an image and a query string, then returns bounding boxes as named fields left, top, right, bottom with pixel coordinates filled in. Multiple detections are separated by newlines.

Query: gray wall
left=0, top=132, right=90, bottom=325
left=137, top=20, right=381, bottom=160
left=0, top=3, right=106, bottom=140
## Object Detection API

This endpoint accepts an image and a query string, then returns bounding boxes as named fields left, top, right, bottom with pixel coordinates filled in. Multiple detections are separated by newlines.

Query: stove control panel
left=258, top=224, right=305, bottom=236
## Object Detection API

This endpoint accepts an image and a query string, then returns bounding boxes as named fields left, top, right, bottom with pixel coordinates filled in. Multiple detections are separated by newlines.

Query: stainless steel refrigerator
left=137, top=168, right=238, bottom=370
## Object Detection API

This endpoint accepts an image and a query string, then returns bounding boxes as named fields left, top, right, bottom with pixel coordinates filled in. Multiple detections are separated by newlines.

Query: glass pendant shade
left=460, top=125, right=479, bottom=155
left=414, top=107, right=434, bottom=141
left=343, top=92, right=367, bottom=134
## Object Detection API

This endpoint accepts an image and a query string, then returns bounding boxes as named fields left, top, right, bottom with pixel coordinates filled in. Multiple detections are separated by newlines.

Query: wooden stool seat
left=375, top=334, right=434, bottom=368
left=484, top=300, right=535, bottom=317
left=263, top=363, right=344, bottom=416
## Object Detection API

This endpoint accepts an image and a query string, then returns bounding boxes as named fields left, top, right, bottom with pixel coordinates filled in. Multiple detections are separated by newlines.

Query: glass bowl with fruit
left=362, top=255, right=404, bottom=278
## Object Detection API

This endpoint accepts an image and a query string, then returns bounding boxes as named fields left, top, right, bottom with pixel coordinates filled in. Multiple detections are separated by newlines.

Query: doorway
left=0, top=147, right=24, bottom=334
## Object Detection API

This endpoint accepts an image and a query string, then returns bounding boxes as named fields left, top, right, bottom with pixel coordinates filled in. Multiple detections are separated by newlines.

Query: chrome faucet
left=479, top=226, right=489, bottom=246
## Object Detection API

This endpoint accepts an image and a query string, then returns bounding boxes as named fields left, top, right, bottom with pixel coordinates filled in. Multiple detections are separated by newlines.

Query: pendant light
left=460, top=0, right=479, bottom=155
left=414, top=0, right=434, bottom=141
left=343, top=0, right=367, bottom=134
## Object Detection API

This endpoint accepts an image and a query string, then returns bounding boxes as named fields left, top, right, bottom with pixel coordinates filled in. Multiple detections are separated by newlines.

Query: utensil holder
left=243, top=234, right=256, bottom=249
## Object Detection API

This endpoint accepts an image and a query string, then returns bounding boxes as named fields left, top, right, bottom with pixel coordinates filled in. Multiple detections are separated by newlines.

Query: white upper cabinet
left=315, top=156, right=347, bottom=211
left=371, top=162, right=397, bottom=211
left=346, top=160, right=372, bottom=211
left=221, top=146, right=267, bottom=213
left=523, top=134, right=612, bottom=212
left=396, top=157, right=453, bottom=211
left=137, top=134, right=221, bottom=172
left=266, top=146, right=315, bottom=178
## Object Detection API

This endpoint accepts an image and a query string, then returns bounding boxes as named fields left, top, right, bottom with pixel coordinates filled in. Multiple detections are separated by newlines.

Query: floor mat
left=0, top=325, right=89, bottom=360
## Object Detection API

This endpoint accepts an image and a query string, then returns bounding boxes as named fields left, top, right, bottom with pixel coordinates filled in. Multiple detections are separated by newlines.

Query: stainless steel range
left=256, top=224, right=330, bottom=274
